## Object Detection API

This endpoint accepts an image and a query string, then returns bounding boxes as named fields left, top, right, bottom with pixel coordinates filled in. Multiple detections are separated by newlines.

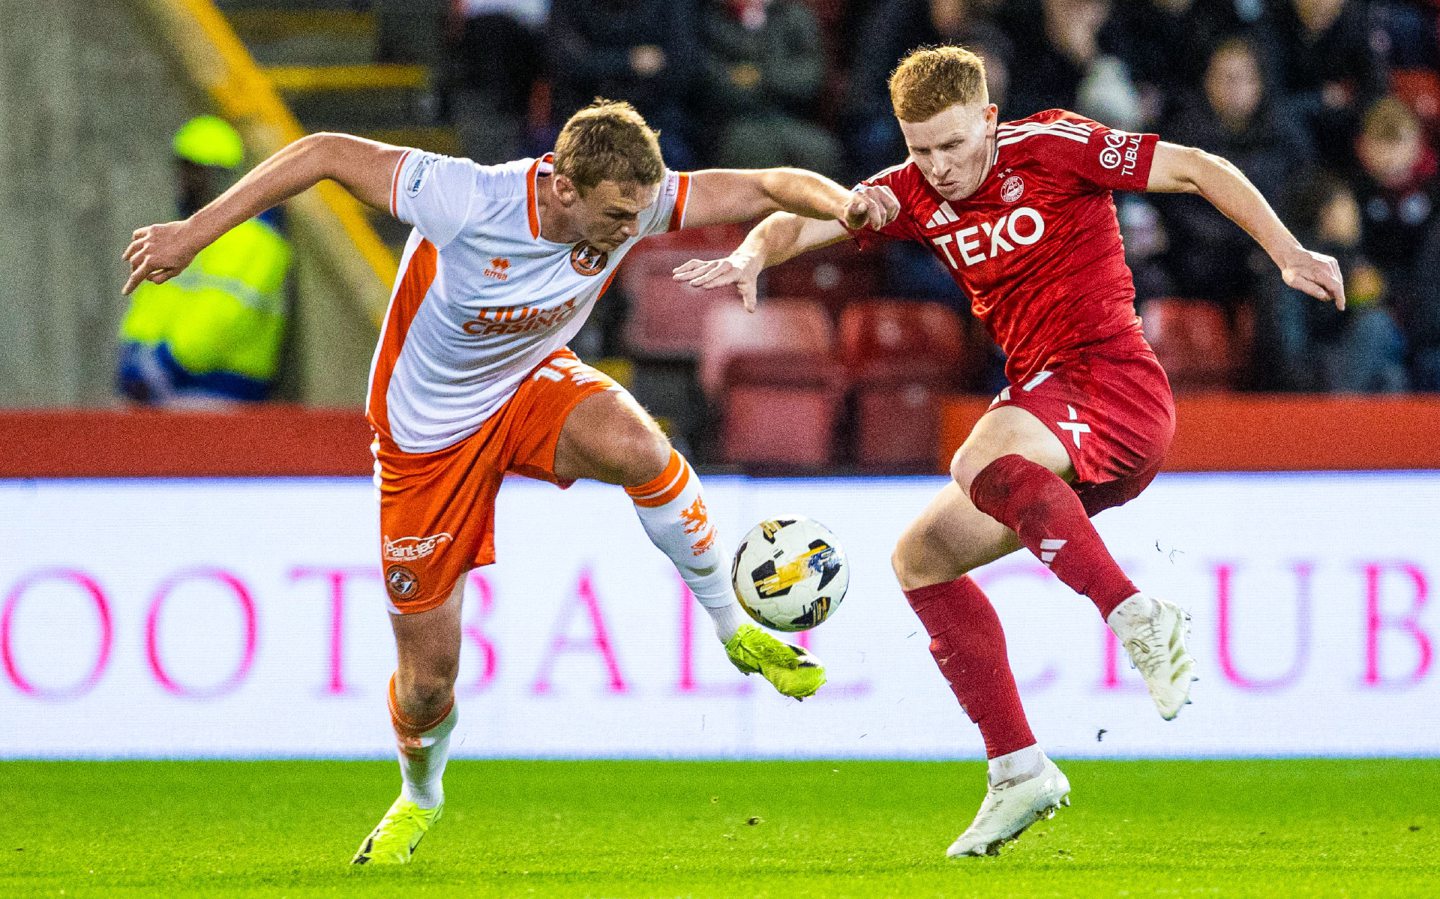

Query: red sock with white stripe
left=626, top=449, right=748, bottom=641
left=904, top=575, right=1037, bottom=759
left=969, top=453, right=1137, bottom=619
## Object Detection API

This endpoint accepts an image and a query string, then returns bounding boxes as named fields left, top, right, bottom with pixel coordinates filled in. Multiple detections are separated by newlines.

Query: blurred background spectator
left=547, top=0, right=701, bottom=169
left=1353, top=95, right=1440, bottom=389
left=13, top=0, right=1438, bottom=453
left=1254, top=168, right=1408, bottom=391
left=698, top=0, right=843, bottom=176
left=445, top=1, right=550, bottom=163
left=1148, top=36, right=1315, bottom=316
left=116, top=116, right=291, bottom=406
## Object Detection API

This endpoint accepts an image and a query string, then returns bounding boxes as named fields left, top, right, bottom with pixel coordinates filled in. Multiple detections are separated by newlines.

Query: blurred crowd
left=428, top=0, right=1440, bottom=394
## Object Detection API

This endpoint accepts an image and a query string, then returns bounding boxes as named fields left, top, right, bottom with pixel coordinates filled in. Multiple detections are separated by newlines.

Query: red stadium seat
left=1140, top=298, right=1234, bottom=391
left=698, top=298, right=840, bottom=399
left=838, top=300, right=971, bottom=469
left=621, top=225, right=749, bottom=359
left=838, top=299, right=968, bottom=384
left=699, top=299, right=845, bottom=468
left=622, top=272, right=733, bottom=359
left=721, top=384, right=843, bottom=468
left=1392, top=69, right=1440, bottom=130
left=763, top=242, right=882, bottom=312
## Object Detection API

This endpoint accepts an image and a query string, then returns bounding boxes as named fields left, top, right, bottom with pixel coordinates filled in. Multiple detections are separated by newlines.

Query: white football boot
left=947, top=756, right=1070, bottom=857
left=1108, top=593, right=1197, bottom=720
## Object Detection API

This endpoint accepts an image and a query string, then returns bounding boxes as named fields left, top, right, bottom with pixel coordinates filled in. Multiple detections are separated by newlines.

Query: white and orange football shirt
left=367, top=151, right=690, bottom=453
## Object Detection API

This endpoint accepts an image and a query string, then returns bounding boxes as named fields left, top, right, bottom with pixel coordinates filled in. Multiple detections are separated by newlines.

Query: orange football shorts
left=373, top=348, right=618, bottom=614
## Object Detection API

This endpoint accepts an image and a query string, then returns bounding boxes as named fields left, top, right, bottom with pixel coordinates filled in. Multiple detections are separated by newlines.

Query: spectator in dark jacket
left=842, top=0, right=1013, bottom=180
left=1259, top=0, right=1388, bottom=170
left=1152, top=36, right=1315, bottom=308
left=548, top=0, right=700, bottom=168
left=1353, top=96, right=1440, bottom=389
left=698, top=0, right=842, bottom=175
left=1254, top=169, right=1408, bottom=392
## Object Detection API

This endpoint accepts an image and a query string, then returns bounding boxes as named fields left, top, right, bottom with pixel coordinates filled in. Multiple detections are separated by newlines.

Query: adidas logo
left=1040, top=538, right=1066, bottom=567
left=925, top=202, right=960, bottom=229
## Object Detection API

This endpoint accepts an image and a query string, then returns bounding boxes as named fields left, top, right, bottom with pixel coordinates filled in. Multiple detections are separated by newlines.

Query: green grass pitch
left=4, top=759, right=1438, bottom=897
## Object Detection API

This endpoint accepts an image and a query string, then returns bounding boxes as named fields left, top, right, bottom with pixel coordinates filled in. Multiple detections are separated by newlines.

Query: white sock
left=389, top=677, right=457, bottom=809
left=987, top=744, right=1046, bottom=787
left=626, top=449, right=748, bottom=642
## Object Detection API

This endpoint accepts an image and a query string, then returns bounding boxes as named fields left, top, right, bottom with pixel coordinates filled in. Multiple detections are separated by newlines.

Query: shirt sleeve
left=639, top=170, right=692, bottom=237
left=842, top=170, right=918, bottom=250
left=390, top=151, right=486, bottom=249
left=1048, top=115, right=1160, bottom=192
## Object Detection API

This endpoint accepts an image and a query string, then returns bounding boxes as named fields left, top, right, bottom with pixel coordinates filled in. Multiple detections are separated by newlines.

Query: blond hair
left=889, top=45, right=989, bottom=123
left=552, top=99, right=665, bottom=193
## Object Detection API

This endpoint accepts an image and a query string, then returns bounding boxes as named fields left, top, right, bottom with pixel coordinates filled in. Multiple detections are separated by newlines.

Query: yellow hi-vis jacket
left=119, top=217, right=291, bottom=381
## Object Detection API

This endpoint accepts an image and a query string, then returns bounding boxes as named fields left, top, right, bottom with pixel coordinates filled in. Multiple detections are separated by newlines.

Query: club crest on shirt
left=1001, top=174, right=1025, bottom=204
left=570, top=242, right=609, bottom=276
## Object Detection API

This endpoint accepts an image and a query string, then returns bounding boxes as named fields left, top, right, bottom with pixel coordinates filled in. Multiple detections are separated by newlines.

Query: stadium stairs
left=216, top=0, right=458, bottom=258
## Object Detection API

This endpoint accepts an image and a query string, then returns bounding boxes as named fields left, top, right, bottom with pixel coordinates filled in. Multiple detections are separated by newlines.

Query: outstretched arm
left=1146, top=142, right=1345, bottom=309
left=674, top=182, right=898, bottom=311
left=123, top=133, right=405, bottom=295
left=681, top=168, right=894, bottom=231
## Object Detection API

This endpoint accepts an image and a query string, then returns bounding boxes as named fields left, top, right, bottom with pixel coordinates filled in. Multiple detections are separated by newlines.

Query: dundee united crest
left=570, top=242, right=609, bottom=276
left=385, top=564, right=419, bottom=600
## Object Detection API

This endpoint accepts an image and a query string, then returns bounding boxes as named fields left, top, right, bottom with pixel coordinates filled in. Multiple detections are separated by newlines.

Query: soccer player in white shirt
left=123, top=99, right=896, bottom=865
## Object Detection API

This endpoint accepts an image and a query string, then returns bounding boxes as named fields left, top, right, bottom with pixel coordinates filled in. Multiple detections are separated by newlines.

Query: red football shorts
left=373, top=348, right=618, bottom=614
left=989, top=330, right=1176, bottom=516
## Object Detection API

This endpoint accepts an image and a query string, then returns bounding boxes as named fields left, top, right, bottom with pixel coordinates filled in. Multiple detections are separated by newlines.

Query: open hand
left=122, top=221, right=202, bottom=295
left=1280, top=248, right=1346, bottom=310
left=673, top=253, right=762, bottom=312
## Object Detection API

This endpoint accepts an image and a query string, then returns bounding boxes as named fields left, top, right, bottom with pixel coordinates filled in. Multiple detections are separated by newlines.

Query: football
left=730, top=516, right=849, bottom=632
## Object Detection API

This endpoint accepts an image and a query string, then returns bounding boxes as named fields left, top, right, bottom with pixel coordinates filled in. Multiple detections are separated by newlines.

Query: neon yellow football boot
left=725, top=624, right=826, bottom=699
left=351, top=796, right=443, bottom=865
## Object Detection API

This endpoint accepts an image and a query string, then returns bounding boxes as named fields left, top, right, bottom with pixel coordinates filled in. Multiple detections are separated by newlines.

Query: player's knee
left=611, top=423, right=672, bottom=486
left=949, top=447, right=992, bottom=497
left=397, top=655, right=460, bottom=713
left=892, top=524, right=966, bottom=592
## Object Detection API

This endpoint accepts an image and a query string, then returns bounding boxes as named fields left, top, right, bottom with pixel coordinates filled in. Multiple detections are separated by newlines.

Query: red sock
left=904, top=576, right=1036, bottom=759
left=969, top=453, right=1137, bottom=619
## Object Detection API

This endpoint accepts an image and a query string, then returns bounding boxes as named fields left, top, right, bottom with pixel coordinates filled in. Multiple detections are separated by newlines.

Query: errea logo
left=931, top=207, right=1046, bottom=269
left=484, top=257, right=510, bottom=281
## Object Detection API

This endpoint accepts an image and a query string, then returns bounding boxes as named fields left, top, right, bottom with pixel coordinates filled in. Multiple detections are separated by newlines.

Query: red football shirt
left=850, top=109, right=1159, bottom=383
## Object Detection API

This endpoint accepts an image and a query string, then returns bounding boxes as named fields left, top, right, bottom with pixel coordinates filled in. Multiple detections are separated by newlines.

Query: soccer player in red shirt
left=676, top=46, right=1345, bottom=857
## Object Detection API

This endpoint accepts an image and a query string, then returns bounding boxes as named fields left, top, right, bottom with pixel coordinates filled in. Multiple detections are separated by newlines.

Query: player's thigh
left=950, top=404, right=1075, bottom=492
left=389, top=574, right=466, bottom=698
left=553, top=387, right=670, bottom=486
left=892, top=480, right=1022, bottom=590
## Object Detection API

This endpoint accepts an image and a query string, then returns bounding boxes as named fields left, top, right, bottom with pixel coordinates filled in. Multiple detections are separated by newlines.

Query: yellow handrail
left=133, top=0, right=396, bottom=326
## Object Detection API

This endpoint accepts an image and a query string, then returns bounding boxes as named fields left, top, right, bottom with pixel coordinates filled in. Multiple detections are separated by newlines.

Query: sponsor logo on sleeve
left=406, top=154, right=438, bottom=197
left=1098, top=131, right=1142, bottom=177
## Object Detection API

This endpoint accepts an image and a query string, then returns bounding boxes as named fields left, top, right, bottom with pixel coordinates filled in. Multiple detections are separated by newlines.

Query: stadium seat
left=838, top=299, right=970, bottom=469
left=1139, top=298, right=1234, bottom=391
left=699, top=299, right=845, bottom=468
left=763, top=241, right=883, bottom=313
left=721, top=384, right=844, bottom=468
left=698, top=298, right=840, bottom=399
left=1392, top=68, right=1440, bottom=131
left=621, top=225, right=749, bottom=359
